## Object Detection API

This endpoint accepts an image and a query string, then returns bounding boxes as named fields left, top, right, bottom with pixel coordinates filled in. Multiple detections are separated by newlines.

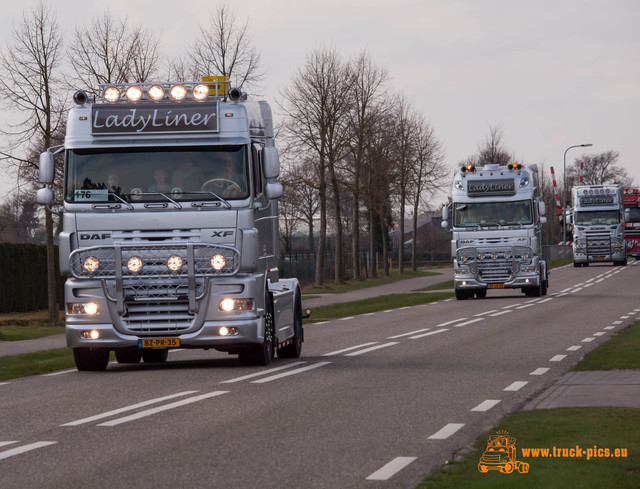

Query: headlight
left=83, top=256, right=100, bottom=273
left=68, top=302, right=99, bottom=315
left=170, top=85, right=187, bottom=100
left=104, top=86, right=120, bottom=102
left=192, top=84, right=209, bottom=101
left=125, top=85, right=143, bottom=102
left=148, top=85, right=165, bottom=101
left=211, top=254, right=226, bottom=270
left=220, top=298, right=253, bottom=312
left=127, top=256, right=143, bottom=273
left=167, top=255, right=183, bottom=271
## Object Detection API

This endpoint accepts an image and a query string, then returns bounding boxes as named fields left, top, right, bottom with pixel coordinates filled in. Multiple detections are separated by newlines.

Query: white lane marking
left=0, top=441, right=18, bottom=448
left=61, top=391, right=199, bottom=426
left=489, top=310, right=513, bottom=317
left=501, top=303, right=521, bottom=309
left=504, top=381, right=528, bottom=392
left=604, top=326, right=616, bottom=330
left=620, top=316, right=630, bottom=319
left=567, top=345, right=582, bottom=351
left=0, top=442, right=57, bottom=460
left=550, top=355, right=567, bottom=362
left=410, top=328, right=449, bottom=339
left=322, top=342, right=378, bottom=356
left=470, top=400, right=500, bottom=412
left=345, top=342, right=399, bottom=356
left=436, top=318, right=469, bottom=327
left=516, top=303, right=536, bottom=309
left=220, top=362, right=307, bottom=383
left=366, top=457, right=417, bottom=481
left=42, top=369, right=76, bottom=377
left=388, top=328, right=431, bottom=339
left=613, top=321, right=623, bottom=324
left=339, top=316, right=355, bottom=321
left=98, top=391, right=228, bottom=426
left=593, top=332, right=606, bottom=337
left=252, top=362, right=331, bottom=383
left=530, top=368, right=550, bottom=375
left=475, top=310, right=498, bottom=316
left=428, top=423, right=465, bottom=440
left=582, top=337, right=596, bottom=343
left=538, top=297, right=554, bottom=303
left=0, top=382, right=10, bottom=386
left=453, top=318, right=484, bottom=327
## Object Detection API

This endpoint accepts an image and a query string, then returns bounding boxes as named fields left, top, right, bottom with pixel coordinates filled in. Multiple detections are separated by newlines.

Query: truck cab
left=442, top=163, right=548, bottom=299
left=37, top=79, right=303, bottom=370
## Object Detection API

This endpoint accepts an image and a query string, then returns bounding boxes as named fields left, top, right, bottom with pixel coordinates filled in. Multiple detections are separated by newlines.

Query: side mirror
left=39, top=152, right=55, bottom=184
left=265, top=182, right=283, bottom=200
left=36, top=187, right=55, bottom=206
left=262, top=147, right=280, bottom=179
left=538, top=200, right=546, bottom=216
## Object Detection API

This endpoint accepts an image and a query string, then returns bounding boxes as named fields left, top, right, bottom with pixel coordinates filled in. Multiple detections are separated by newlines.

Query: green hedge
left=0, top=243, right=64, bottom=313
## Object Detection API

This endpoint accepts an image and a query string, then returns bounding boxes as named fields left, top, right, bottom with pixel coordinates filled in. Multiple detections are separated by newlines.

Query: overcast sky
left=1, top=0, right=639, bottom=202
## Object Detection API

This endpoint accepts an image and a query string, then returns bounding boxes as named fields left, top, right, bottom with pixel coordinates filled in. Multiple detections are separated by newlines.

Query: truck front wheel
left=278, top=291, right=303, bottom=359
left=73, top=348, right=109, bottom=371
left=239, top=290, right=275, bottom=366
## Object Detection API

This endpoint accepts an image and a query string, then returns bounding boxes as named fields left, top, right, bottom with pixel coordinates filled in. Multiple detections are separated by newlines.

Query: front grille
left=586, top=237, right=611, bottom=255
left=105, top=278, right=206, bottom=302
left=478, top=260, right=512, bottom=283
left=122, top=301, right=194, bottom=333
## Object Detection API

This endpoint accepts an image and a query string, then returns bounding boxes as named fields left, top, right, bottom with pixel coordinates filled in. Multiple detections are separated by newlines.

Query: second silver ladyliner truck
left=441, top=163, right=549, bottom=300
left=37, top=78, right=304, bottom=370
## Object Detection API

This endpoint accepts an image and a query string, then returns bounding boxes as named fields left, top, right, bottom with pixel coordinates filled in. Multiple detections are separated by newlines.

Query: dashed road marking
left=221, top=362, right=307, bottom=383
left=366, top=457, right=417, bottom=481
left=504, top=381, right=528, bottom=392
left=322, top=343, right=378, bottom=356
left=530, top=368, right=550, bottom=375
left=470, top=400, right=500, bottom=412
left=252, top=362, right=331, bottom=383
left=550, top=355, right=567, bottom=362
left=345, top=343, right=399, bottom=357
left=428, top=423, right=465, bottom=440
left=410, top=328, right=449, bottom=339
left=0, top=442, right=57, bottom=460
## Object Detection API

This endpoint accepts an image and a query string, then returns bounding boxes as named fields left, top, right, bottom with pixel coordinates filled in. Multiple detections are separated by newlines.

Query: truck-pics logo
left=478, top=430, right=530, bottom=474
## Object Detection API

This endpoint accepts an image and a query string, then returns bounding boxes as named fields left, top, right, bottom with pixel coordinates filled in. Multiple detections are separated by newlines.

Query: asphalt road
left=1, top=262, right=639, bottom=488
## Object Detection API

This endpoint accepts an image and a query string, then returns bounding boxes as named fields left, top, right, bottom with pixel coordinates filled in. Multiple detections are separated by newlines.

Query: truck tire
left=278, top=292, right=303, bottom=359
left=73, top=348, right=109, bottom=371
left=239, top=290, right=275, bottom=366
left=455, top=289, right=471, bottom=300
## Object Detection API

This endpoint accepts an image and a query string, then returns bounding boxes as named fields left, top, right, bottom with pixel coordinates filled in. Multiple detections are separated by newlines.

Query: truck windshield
left=626, top=207, right=640, bottom=223
left=65, top=145, right=249, bottom=204
left=453, top=200, right=532, bottom=228
left=575, top=210, right=619, bottom=225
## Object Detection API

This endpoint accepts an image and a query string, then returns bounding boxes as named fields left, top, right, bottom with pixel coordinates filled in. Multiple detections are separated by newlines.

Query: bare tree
left=344, top=51, right=390, bottom=280
left=0, top=0, right=66, bottom=320
left=68, top=10, right=161, bottom=91
left=279, top=47, right=351, bottom=286
left=187, top=2, right=264, bottom=90
left=474, top=125, right=513, bottom=167
left=566, top=150, right=633, bottom=187
left=409, top=116, right=446, bottom=270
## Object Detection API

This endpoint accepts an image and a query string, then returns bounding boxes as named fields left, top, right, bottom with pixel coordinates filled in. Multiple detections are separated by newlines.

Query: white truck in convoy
left=441, top=163, right=549, bottom=300
left=571, top=185, right=627, bottom=267
left=37, top=78, right=304, bottom=371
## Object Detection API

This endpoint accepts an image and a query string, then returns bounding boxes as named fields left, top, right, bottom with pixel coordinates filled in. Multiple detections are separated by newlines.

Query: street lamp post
left=563, top=143, right=593, bottom=247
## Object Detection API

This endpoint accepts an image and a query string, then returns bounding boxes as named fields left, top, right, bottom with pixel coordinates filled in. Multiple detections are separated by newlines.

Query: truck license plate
left=595, top=256, right=606, bottom=261
left=138, top=338, right=180, bottom=349
left=488, top=284, right=505, bottom=289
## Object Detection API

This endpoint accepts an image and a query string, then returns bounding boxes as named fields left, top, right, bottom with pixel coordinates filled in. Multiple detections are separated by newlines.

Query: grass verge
left=302, top=269, right=442, bottom=295
left=0, top=348, right=75, bottom=381
left=418, top=407, right=639, bottom=489
left=306, top=291, right=454, bottom=322
left=416, top=321, right=640, bottom=488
